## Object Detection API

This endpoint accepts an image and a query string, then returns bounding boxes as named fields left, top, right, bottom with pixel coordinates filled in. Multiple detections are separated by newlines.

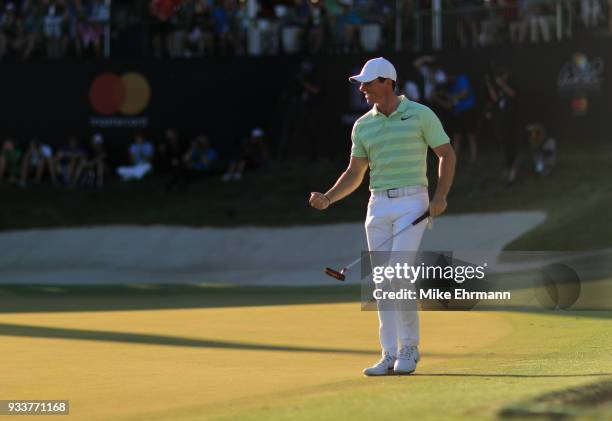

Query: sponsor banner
left=0, top=39, right=610, bottom=152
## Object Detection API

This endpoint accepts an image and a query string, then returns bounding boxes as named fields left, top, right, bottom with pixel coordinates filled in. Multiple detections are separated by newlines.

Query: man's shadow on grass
left=1, top=323, right=610, bottom=379
left=0, top=322, right=373, bottom=354
left=0, top=323, right=516, bottom=358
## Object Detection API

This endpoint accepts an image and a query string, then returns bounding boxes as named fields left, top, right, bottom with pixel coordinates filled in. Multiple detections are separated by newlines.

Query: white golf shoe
left=393, top=346, right=419, bottom=374
left=363, top=352, right=396, bottom=376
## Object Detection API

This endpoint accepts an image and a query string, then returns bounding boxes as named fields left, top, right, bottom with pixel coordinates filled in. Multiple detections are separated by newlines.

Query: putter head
left=325, top=267, right=346, bottom=281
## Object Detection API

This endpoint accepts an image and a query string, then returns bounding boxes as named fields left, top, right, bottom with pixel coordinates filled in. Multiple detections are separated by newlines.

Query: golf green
left=0, top=288, right=610, bottom=420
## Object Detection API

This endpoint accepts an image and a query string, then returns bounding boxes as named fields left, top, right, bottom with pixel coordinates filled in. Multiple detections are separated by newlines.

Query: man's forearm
left=486, top=80, right=498, bottom=102
left=325, top=168, right=364, bottom=204
left=433, top=153, right=456, bottom=199
left=497, top=79, right=515, bottom=97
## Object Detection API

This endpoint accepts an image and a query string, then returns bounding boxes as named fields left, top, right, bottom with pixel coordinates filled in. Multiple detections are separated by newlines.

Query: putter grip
left=413, top=210, right=430, bottom=225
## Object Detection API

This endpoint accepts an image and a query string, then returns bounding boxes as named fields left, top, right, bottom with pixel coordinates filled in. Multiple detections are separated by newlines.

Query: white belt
left=371, top=185, right=427, bottom=199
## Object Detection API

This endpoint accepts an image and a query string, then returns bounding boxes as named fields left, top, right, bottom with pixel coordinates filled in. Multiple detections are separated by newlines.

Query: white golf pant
left=365, top=186, right=429, bottom=356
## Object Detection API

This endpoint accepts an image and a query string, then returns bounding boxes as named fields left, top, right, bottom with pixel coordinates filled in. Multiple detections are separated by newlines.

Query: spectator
left=0, top=2, right=26, bottom=60
left=233, top=0, right=250, bottom=55
left=186, top=0, right=215, bottom=57
left=150, top=0, right=181, bottom=58
left=305, top=0, right=326, bottom=53
left=497, top=0, right=519, bottom=43
left=510, top=0, right=527, bottom=42
left=0, top=138, right=22, bottom=184
left=402, top=78, right=421, bottom=102
left=75, top=0, right=109, bottom=57
left=182, top=134, right=218, bottom=173
left=19, top=139, right=57, bottom=186
left=325, top=0, right=342, bottom=22
left=400, top=0, right=415, bottom=49
left=55, top=136, right=84, bottom=185
left=527, top=124, right=556, bottom=176
left=20, top=0, right=43, bottom=59
left=278, top=60, right=321, bottom=160
left=447, top=69, right=478, bottom=165
left=455, top=0, right=480, bottom=48
left=335, top=0, right=361, bottom=52
left=518, top=0, right=551, bottom=43
left=485, top=64, right=518, bottom=183
left=430, top=82, right=454, bottom=135
left=155, top=128, right=184, bottom=189
left=280, top=0, right=309, bottom=53
left=43, top=0, right=70, bottom=58
left=71, top=133, right=106, bottom=189
left=325, top=0, right=342, bottom=51
left=212, top=0, right=235, bottom=55
left=91, top=1, right=111, bottom=25
left=222, top=128, right=269, bottom=181
left=479, top=0, right=504, bottom=46
left=169, top=0, right=193, bottom=57
left=581, top=0, right=602, bottom=28
left=413, top=55, right=447, bottom=106
left=117, top=131, right=154, bottom=181
left=366, top=0, right=393, bottom=46
left=155, top=129, right=182, bottom=174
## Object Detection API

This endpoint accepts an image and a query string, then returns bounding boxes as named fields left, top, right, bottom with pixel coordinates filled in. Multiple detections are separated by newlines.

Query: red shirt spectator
left=151, top=0, right=182, bottom=21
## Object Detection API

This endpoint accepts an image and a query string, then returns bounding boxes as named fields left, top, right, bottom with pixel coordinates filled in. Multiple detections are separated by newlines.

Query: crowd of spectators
left=0, top=128, right=270, bottom=189
left=135, top=0, right=395, bottom=57
left=0, top=134, right=106, bottom=187
left=448, top=0, right=612, bottom=48
left=2, top=0, right=610, bottom=60
left=404, top=54, right=556, bottom=185
left=0, top=0, right=110, bottom=60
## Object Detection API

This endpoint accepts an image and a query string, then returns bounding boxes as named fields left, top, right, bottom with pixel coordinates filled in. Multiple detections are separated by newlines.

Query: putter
left=325, top=210, right=431, bottom=281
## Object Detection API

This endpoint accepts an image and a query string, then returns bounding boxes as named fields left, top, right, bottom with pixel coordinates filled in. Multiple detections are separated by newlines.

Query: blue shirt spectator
left=129, top=133, right=154, bottom=165
left=184, top=135, right=218, bottom=172
left=212, top=2, right=230, bottom=35
left=338, top=7, right=362, bottom=25
left=449, top=73, right=476, bottom=112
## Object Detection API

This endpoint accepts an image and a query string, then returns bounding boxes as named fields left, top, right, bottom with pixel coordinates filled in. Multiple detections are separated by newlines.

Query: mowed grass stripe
left=1, top=286, right=610, bottom=421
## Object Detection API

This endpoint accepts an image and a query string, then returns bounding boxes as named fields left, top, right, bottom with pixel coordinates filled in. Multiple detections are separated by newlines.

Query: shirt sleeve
left=209, top=148, right=218, bottom=161
left=350, top=122, right=367, bottom=157
left=41, top=145, right=53, bottom=157
left=421, top=106, right=450, bottom=148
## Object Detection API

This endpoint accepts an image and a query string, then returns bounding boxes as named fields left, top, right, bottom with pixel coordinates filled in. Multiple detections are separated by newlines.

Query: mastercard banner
left=89, top=72, right=151, bottom=128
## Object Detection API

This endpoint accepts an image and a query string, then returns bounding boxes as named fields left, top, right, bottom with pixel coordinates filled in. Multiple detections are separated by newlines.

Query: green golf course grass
left=0, top=285, right=610, bottom=420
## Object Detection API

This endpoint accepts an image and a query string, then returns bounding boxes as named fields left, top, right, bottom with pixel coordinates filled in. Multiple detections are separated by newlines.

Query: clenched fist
left=309, top=192, right=331, bottom=210
left=429, top=195, right=447, bottom=217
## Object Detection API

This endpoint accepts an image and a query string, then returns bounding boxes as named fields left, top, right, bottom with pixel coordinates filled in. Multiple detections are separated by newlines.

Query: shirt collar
left=372, top=95, right=409, bottom=117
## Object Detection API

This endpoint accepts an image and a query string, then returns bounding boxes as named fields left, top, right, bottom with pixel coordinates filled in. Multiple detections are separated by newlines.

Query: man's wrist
left=323, top=194, right=332, bottom=205
left=433, top=193, right=447, bottom=200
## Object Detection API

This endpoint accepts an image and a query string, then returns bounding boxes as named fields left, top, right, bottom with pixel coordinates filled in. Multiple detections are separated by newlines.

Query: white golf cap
left=349, top=57, right=397, bottom=84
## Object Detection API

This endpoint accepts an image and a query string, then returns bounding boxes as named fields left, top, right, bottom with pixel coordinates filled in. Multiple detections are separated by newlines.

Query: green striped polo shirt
left=351, top=95, right=449, bottom=191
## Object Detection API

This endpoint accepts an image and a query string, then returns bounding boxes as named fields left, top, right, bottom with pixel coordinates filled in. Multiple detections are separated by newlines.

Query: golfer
left=309, top=57, right=456, bottom=376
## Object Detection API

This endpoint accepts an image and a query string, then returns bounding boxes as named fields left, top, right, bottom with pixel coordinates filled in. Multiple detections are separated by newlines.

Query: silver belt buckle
left=386, top=188, right=400, bottom=198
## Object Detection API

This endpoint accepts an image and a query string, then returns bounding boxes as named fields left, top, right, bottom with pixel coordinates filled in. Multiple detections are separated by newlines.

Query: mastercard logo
left=571, top=96, right=588, bottom=113
left=89, top=73, right=151, bottom=115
